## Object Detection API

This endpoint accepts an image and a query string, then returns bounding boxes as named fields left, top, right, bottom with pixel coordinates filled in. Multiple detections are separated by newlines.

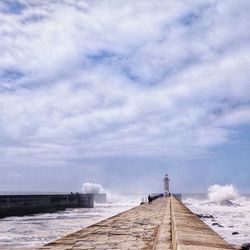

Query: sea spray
left=81, top=183, right=142, bottom=205
left=82, top=183, right=104, bottom=194
left=208, top=184, right=239, bottom=203
left=81, top=183, right=122, bottom=203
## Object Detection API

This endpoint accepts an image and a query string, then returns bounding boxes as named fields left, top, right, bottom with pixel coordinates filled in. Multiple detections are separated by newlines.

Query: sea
left=0, top=190, right=250, bottom=249
left=183, top=193, right=250, bottom=247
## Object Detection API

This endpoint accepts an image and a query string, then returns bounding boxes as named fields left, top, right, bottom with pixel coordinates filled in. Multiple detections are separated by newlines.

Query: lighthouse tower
left=163, top=173, right=170, bottom=197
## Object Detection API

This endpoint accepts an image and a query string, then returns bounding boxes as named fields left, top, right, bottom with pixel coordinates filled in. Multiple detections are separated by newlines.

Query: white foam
left=208, top=184, right=239, bottom=203
left=82, top=183, right=104, bottom=194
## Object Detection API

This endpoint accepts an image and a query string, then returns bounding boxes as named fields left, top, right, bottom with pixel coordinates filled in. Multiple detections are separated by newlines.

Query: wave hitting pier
left=39, top=196, right=235, bottom=250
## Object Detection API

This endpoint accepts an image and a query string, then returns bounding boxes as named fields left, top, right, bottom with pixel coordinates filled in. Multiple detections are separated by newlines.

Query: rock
left=232, top=231, right=239, bottom=235
left=207, top=215, right=214, bottom=219
left=196, top=214, right=214, bottom=219
left=220, top=199, right=234, bottom=206
left=212, top=222, right=224, bottom=228
left=241, top=243, right=250, bottom=250
left=220, top=199, right=240, bottom=206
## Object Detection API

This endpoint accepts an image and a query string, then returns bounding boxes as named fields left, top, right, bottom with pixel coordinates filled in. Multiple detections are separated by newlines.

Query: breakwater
left=39, top=196, right=234, bottom=250
left=0, top=193, right=94, bottom=218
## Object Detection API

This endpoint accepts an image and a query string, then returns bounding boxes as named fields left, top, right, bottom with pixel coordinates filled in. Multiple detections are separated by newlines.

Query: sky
left=0, top=0, right=250, bottom=194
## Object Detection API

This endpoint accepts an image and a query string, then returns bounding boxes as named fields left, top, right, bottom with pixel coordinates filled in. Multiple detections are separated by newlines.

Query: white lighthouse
left=163, top=173, right=170, bottom=197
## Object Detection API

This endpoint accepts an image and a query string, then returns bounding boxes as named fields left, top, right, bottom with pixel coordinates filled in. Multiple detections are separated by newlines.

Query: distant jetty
left=0, top=193, right=94, bottom=218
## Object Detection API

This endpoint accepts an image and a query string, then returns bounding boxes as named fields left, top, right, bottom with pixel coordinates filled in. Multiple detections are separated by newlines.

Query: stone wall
left=0, top=193, right=94, bottom=218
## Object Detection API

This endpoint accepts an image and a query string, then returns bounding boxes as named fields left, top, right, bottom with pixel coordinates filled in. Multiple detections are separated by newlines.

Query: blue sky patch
left=1, top=0, right=26, bottom=14
left=0, top=70, right=24, bottom=81
left=87, top=50, right=116, bottom=63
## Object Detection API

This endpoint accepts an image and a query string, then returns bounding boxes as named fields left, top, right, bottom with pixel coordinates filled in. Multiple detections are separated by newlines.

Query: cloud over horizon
left=0, top=0, right=250, bottom=175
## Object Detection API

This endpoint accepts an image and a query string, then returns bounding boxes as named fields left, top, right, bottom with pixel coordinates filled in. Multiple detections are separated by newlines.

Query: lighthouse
left=163, top=173, right=170, bottom=197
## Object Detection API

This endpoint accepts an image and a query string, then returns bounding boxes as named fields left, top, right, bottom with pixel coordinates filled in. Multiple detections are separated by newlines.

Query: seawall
left=0, top=193, right=94, bottom=218
left=39, top=196, right=235, bottom=250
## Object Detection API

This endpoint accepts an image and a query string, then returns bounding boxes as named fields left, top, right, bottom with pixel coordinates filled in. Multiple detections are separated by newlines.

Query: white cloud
left=0, top=0, right=250, bottom=167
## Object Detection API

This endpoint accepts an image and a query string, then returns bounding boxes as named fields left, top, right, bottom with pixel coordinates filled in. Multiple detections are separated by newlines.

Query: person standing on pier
left=148, top=195, right=152, bottom=204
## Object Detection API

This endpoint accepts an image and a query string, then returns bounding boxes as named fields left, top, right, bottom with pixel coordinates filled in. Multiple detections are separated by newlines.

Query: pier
left=39, top=196, right=234, bottom=250
left=0, top=193, right=94, bottom=218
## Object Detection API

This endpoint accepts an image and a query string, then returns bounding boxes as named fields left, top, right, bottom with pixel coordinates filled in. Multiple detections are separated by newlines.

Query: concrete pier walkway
left=39, top=197, right=235, bottom=250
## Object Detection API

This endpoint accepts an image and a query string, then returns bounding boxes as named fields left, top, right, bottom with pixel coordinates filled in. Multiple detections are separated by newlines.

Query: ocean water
left=0, top=192, right=250, bottom=249
left=183, top=193, right=250, bottom=247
